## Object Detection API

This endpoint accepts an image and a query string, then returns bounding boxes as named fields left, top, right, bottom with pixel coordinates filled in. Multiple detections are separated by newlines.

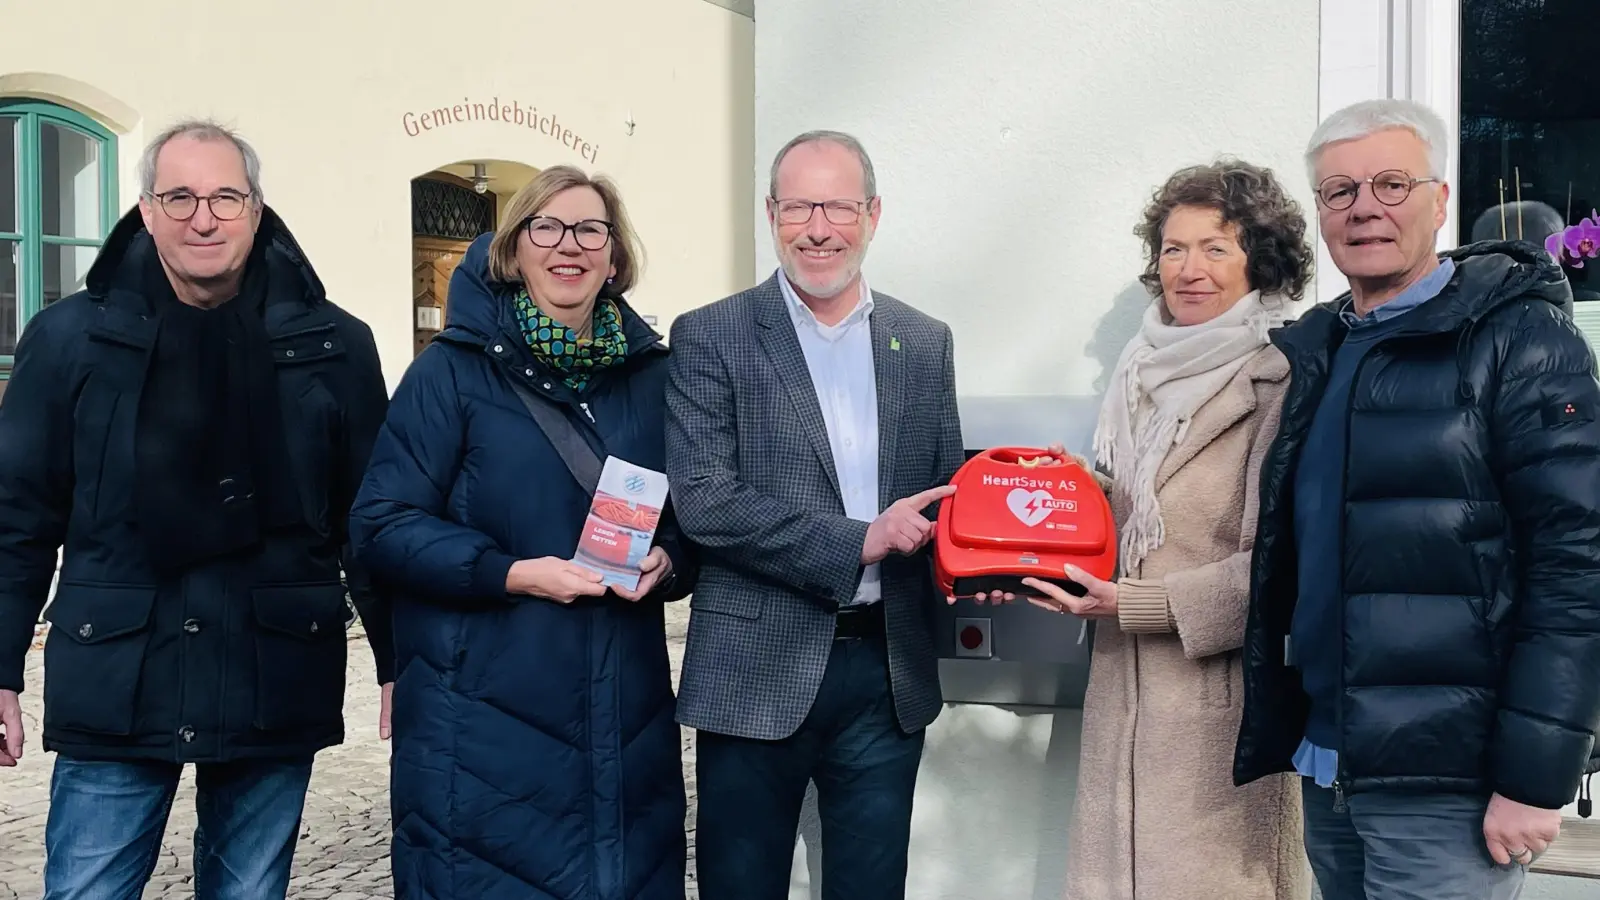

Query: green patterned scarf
left=512, top=288, right=629, bottom=393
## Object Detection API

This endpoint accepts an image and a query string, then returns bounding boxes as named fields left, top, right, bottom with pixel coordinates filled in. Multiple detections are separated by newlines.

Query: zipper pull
left=579, top=402, right=595, bottom=423
left=1580, top=774, right=1592, bottom=818
left=1332, top=779, right=1347, bottom=813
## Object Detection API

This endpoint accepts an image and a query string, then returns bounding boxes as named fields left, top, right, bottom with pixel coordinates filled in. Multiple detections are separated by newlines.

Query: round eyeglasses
left=525, top=216, right=613, bottom=251
left=1315, top=170, right=1441, bottom=211
left=771, top=197, right=874, bottom=226
left=146, top=189, right=254, bottom=222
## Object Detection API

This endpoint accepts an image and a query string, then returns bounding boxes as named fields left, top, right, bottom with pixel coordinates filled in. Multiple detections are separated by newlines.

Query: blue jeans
left=694, top=629, right=926, bottom=900
left=43, top=755, right=314, bottom=900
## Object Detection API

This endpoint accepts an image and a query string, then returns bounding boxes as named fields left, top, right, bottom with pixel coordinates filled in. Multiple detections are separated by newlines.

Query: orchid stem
left=1514, top=167, right=1522, bottom=240
left=1499, top=179, right=1507, bottom=240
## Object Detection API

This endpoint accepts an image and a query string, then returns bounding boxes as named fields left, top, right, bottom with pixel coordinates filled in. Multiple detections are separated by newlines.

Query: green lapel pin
left=889, top=336, right=901, bottom=351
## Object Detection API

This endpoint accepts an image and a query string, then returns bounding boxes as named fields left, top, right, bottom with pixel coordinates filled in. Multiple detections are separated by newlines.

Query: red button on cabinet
left=955, top=617, right=991, bottom=659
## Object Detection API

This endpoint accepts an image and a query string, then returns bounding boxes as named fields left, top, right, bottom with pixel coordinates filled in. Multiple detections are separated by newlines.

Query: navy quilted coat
left=349, top=234, right=692, bottom=900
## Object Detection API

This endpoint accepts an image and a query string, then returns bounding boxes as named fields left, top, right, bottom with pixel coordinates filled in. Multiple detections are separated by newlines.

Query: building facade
left=2, top=0, right=1594, bottom=897
left=0, top=0, right=757, bottom=398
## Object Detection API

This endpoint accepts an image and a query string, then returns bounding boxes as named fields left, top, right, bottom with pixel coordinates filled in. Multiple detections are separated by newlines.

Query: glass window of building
left=0, top=100, right=118, bottom=373
left=1459, top=0, right=1598, bottom=304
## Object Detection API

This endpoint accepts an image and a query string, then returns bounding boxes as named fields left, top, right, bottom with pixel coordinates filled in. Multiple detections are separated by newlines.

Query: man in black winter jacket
left=1235, top=98, right=1600, bottom=900
left=0, top=120, right=394, bottom=899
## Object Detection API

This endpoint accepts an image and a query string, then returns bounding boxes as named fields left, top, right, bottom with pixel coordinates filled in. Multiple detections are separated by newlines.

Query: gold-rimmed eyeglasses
left=1315, top=170, right=1441, bottom=211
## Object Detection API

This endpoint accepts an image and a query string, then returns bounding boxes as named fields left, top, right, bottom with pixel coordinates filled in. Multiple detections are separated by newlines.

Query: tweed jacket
left=664, top=271, right=965, bottom=740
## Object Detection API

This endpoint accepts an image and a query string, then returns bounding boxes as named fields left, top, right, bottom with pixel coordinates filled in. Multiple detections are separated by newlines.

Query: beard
left=772, top=226, right=871, bottom=300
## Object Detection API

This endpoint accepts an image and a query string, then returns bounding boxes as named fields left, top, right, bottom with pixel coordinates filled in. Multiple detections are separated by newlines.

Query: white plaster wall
left=755, top=2, right=1321, bottom=896
left=757, top=0, right=1322, bottom=406
left=1315, top=0, right=1392, bottom=306
left=0, top=0, right=755, bottom=391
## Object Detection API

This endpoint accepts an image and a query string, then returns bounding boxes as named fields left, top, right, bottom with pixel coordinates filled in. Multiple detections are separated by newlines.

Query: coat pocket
left=71, top=387, right=123, bottom=525
left=1201, top=650, right=1239, bottom=709
left=278, top=380, right=337, bottom=538
left=688, top=576, right=763, bottom=620
left=250, top=582, right=351, bottom=732
left=42, top=583, right=159, bottom=735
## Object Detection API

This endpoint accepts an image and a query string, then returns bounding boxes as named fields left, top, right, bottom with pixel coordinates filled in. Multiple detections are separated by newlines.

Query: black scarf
left=133, top=239, right=302, bottom=575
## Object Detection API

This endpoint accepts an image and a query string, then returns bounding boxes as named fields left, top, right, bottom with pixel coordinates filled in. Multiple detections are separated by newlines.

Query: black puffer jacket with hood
left=1234, top=240, right=1600, bottom=811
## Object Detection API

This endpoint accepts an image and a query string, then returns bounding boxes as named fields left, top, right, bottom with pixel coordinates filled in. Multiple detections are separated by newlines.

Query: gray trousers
left=1302, top=779, right=1526, bottom=900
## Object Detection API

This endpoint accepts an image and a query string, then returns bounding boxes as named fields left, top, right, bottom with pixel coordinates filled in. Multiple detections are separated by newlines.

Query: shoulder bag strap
left=504, top=375, right=603, bottom=496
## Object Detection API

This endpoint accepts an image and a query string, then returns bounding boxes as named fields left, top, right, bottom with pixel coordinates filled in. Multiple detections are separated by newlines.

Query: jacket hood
left=1273, top=239, right=1578, bottom=405
left=1283, top=239, right=1574, bottom=347
left=86, top=203, right=329, bottom=304
left=438, top=232, right=663, bottom=355
left=1436, top=238, right=1574, bottom=321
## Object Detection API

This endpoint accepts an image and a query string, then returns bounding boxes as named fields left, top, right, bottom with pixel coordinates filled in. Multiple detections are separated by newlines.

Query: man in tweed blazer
left=664, top=131, right=964, bottom=900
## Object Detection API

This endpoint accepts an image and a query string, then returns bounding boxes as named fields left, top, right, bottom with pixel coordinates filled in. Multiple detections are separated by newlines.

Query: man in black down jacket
left=0, top=120, right=394, bottom=899
left=1235, top=98, right=1600, bottom=899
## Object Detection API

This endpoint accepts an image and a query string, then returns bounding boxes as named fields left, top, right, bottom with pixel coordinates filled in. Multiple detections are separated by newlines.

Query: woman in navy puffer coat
left=350, top=166, right=694, bottom=900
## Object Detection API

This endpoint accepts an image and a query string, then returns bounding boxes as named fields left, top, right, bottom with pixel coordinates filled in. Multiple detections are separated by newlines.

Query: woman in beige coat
left=1021, top=160, right=1315, bottom=899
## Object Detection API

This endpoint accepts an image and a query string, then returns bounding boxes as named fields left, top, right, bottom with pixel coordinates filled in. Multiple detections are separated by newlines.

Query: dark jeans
left=43, top=755, right=314, bottom=900
left=695, top=629, right=925, bottom=900
left=1302, top=779, right=1527, bottom=900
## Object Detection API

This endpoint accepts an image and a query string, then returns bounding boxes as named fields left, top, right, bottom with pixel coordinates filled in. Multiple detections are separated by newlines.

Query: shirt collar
left=1339, top=257, right=1456, bottom=328
left=777, top=267, right=874, bottom=329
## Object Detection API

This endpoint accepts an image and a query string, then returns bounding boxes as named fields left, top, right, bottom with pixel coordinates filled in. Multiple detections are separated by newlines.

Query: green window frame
left=1, top=99, right=119, bottom=375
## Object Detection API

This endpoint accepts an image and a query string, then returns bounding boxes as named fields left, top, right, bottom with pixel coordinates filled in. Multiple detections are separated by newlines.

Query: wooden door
left=412, top=236, right=473, bottom=357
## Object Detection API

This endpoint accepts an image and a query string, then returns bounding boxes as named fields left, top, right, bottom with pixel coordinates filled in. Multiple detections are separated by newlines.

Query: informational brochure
left=571, top=456, right=670, bottom=591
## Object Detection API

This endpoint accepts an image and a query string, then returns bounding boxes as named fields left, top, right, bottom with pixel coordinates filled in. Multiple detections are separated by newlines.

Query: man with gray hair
left=665, top=130, right=963, bottom=899
left=0, top=119, right=393, bottom=899
left=1234, top=97, right=1600, bottom=898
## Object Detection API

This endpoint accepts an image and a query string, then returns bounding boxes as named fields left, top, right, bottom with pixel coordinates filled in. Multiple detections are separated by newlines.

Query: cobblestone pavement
left=0, top=604, right=700, bottom=900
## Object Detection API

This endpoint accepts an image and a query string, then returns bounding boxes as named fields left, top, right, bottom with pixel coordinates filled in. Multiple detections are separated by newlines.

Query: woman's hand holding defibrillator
left=1023, top=564, right=1120, bottom=619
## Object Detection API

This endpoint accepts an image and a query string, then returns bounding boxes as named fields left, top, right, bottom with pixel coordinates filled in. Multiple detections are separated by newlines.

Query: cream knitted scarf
left=1093, top=290, right=1289, bottom=572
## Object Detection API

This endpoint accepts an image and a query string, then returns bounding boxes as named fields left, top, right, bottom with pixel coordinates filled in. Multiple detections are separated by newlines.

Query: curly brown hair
left=1135, top=159, right=1313, bottom=303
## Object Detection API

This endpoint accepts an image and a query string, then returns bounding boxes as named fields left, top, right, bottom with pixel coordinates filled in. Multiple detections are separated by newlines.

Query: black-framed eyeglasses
left=1315, top=170, right=1441, bottom=210
left=770, top=197, right=875, bottom=226
left=524, top=216, right=613, bottom=251
left=144, top=189, right=254, bottom=222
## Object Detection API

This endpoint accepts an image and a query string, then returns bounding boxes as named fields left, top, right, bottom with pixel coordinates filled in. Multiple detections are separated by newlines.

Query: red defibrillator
left=933, top=447, right=1118, bottom=600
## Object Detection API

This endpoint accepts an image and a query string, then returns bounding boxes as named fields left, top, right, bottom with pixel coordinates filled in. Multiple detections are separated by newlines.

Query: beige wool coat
left=1063, top=344, right=1310, bottom=900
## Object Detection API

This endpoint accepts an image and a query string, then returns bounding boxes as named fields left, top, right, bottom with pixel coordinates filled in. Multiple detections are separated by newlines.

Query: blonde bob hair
left=486, top=165, right=644, bottom=294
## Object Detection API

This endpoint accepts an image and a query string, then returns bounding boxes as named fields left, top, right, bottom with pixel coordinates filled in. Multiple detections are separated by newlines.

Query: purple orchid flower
left=1548, top=213, right=1600, bottom=269
left=1546, top=230, right=1566, bottom=263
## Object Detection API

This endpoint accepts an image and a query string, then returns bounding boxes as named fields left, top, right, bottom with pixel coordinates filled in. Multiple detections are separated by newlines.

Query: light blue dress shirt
left=777, top=268, right=882, bottom=607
